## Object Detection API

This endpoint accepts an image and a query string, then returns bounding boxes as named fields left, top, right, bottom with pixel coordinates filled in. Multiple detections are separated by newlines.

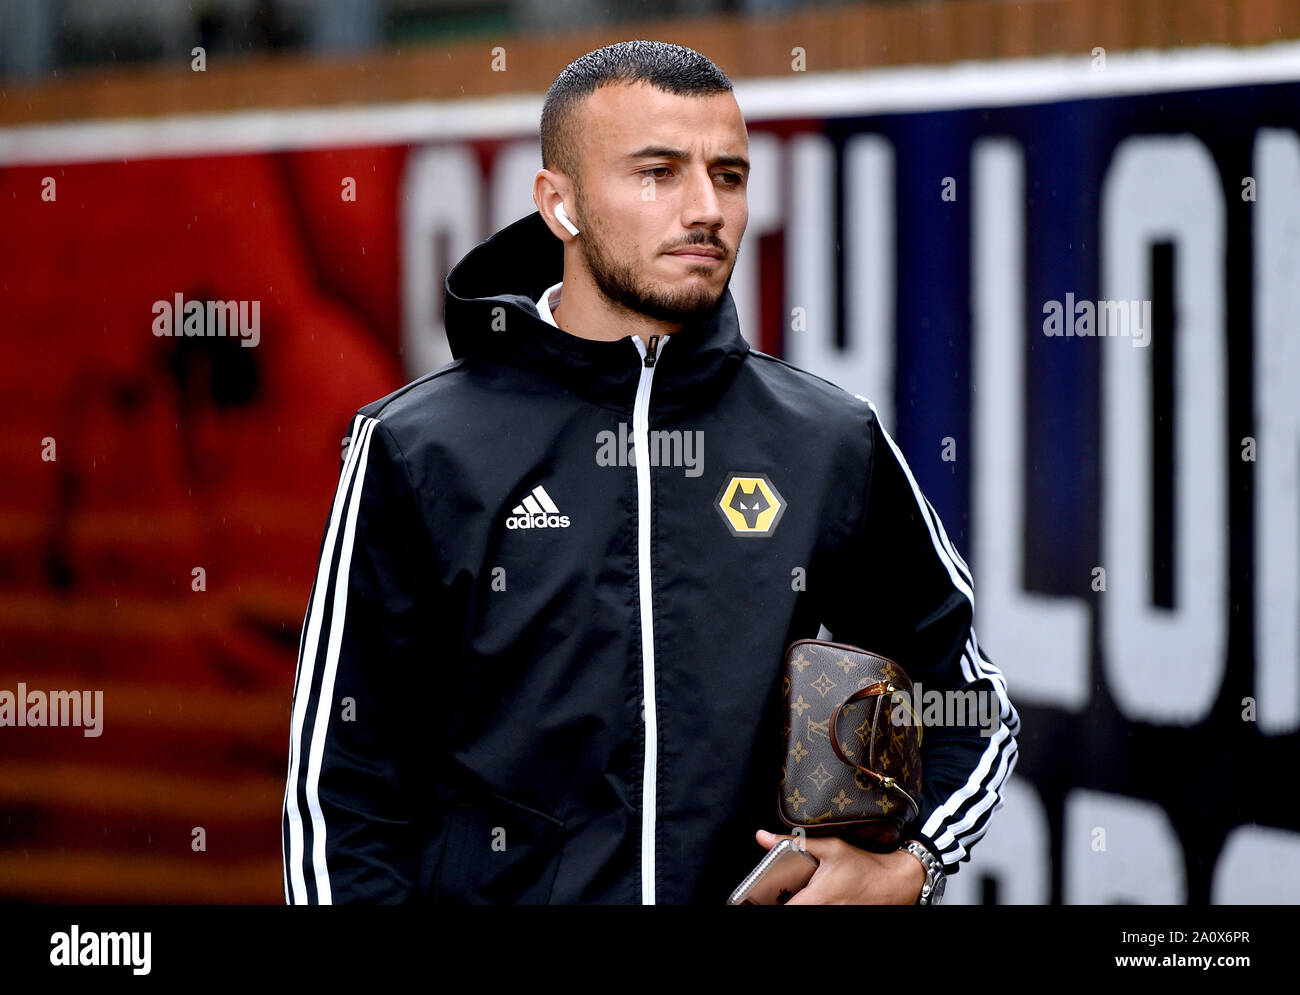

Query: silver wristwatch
left=900, top=839, right=946, bottom=905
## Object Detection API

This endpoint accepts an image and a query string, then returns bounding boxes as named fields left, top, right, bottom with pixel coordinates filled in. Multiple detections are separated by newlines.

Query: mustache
left=667, top=237, right=727, bottom=253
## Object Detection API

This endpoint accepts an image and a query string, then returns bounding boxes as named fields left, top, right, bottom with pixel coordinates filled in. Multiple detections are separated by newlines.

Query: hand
left=754, top=829, right=926, bottom=905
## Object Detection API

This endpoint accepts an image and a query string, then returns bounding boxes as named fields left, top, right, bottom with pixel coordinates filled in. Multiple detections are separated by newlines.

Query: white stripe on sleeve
left=282, top=414, right=376, bottom=904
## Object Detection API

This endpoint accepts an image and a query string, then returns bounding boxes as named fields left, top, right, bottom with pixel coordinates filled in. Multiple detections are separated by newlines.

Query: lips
left=667, top=247, right=725, bottom=260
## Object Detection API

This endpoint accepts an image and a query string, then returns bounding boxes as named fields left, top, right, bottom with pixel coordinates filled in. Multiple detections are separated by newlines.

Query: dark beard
left=577, top=203, right=732, bottom=324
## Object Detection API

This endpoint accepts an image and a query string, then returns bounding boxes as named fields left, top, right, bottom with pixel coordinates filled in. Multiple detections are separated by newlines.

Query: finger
left=756, top=829, right=815, bottom=847
left=756, top=829, right=815, bottom=849
left=757, top=830, right=832, bottom=864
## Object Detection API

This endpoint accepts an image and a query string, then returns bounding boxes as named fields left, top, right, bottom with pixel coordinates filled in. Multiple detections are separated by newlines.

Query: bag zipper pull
left=643, top=334, right=660, bottom=368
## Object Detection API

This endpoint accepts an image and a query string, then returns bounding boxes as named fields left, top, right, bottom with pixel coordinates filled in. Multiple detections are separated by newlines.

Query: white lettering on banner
left=1064, top=790, right=1186, bottom=904
left=943, top=785, right=1299, bottom=904
left=1254, top=128, right=1300, bottom=735
left=972, top=137, right=1091, bottom=710
left=1212, top=825, right=1300, bottom=903
left=1100, top=135, right=1227, bottom=724
left=731, top=131, right=783, bottom=350
left=785, top=133, right=837, bottom=404
left=784, top=132, right=896, bottom=427
left=490, top=139, right=549, bottom=232
left=400, top=145, right=479, bottom=379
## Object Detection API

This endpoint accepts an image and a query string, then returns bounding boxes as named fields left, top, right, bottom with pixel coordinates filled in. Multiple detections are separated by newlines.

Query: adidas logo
left=505, top=484, right=571, bottom=530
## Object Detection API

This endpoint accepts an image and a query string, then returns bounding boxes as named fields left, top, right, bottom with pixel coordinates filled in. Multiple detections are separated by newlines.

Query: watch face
left=930, top=876, right=946, bottom=904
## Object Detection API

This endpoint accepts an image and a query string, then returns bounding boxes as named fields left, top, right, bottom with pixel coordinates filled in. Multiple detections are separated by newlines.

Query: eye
left=719, top=172, right=743, bottom=185
left=641, top=166, right=672, bottom=180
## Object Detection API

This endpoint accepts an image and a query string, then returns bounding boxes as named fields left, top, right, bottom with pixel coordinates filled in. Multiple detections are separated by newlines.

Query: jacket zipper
left=631, top=331, right=663, bottom=904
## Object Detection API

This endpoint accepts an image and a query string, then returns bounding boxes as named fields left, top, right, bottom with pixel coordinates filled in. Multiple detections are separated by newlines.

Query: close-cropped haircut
left=539, top=40, right=735, bottom=186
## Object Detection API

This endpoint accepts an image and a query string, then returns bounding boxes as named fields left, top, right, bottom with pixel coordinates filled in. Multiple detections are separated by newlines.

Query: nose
left=681, top=165, right=725, bottom=236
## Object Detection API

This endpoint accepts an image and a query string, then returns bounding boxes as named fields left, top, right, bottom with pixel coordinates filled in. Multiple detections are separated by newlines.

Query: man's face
left=568, top=82, right=750, bottom=323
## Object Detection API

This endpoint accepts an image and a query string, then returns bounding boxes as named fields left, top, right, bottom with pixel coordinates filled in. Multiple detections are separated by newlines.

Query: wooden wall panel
left=1, top=0, right=1296, bottom=125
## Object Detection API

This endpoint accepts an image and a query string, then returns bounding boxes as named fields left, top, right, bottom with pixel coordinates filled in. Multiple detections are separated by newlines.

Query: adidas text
left=506, top=512, right=571, bottom=530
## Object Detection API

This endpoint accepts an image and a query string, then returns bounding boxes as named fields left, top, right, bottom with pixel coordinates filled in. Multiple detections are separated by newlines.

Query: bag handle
left=829, top=681, right=920, bottom=815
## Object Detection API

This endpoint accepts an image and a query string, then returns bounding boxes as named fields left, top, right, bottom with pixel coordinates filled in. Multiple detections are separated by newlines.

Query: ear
left=533, top=169, right=579, bottom=240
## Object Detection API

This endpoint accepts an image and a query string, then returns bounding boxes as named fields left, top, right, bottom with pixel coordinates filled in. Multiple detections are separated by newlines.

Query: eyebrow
left=623, top=144, right=750, bottom=173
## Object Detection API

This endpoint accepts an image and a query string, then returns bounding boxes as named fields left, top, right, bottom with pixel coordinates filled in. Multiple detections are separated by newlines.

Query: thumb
left=756, top=828, right=798, bottom=850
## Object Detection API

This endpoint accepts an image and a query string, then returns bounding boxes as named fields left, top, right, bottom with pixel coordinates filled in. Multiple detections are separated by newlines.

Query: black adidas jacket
left=281, top=209, right=1021, bottom=905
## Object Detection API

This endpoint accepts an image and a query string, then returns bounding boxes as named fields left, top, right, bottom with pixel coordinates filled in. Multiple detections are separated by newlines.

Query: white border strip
left=2, top=39, right=1298, bottom=166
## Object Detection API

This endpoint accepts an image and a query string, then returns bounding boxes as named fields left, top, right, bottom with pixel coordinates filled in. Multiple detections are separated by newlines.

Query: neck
left=550, top=264, right=684, bottom=349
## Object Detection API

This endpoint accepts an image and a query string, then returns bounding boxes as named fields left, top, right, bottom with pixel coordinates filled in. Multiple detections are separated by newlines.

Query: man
left=282, top=40, right=1019, bottom=905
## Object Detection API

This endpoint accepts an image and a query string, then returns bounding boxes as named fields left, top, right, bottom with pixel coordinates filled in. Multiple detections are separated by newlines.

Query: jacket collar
left=444, top=210, right=750, bottom=415
left=535, top=280, right=563, bottom=326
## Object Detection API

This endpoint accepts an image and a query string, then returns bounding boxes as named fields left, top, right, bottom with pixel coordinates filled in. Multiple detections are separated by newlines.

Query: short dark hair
left=539, top=40, right=734, bottom=186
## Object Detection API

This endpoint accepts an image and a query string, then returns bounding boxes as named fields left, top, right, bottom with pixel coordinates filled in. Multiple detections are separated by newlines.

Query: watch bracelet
left=900, top=838, right=945, bottom=904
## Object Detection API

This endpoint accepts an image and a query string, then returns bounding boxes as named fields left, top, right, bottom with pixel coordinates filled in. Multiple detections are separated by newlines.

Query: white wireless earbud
left=556, top=202, right=580, bottom=237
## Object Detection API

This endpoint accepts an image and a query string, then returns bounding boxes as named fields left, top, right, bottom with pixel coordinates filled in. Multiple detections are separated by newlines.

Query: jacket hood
left=444, top=210, right=750, bottom=414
